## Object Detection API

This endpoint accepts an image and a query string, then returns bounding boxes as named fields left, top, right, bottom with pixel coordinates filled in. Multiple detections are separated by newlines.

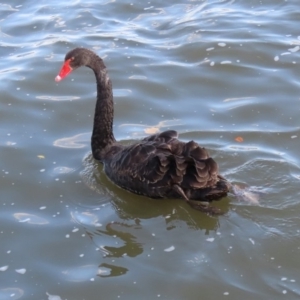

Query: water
left=1, top=0, right=300, bottom=299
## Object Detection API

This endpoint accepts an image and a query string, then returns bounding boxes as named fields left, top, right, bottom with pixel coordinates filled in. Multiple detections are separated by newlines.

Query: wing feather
left=104, top=130, right=227, bottom=200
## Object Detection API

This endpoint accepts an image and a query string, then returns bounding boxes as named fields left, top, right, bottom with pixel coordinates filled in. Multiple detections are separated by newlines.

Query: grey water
left=1, top=0, right=300, bottom=299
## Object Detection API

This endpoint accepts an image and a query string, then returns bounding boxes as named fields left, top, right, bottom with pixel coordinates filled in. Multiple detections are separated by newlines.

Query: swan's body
left=55, top=48, right=229, bottom=212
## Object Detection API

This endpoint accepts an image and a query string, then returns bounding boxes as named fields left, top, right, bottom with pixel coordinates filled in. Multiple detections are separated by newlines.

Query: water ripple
left=1, top=0, right=300, bottom=299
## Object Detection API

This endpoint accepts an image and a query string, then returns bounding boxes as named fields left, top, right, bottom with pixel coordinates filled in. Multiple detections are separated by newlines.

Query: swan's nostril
left=55, top=75, right=62, bottom=82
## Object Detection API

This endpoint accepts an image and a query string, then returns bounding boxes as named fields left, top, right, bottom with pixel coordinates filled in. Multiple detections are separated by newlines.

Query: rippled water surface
left=1, top=0, right=300, bottom=299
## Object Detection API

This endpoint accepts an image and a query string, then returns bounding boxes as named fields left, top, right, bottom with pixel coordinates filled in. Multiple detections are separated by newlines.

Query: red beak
left=55, top=59, right=73, bottom=82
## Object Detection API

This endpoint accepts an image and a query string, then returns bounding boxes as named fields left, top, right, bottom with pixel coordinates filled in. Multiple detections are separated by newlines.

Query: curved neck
left=88, top=56, right=116, bottom=160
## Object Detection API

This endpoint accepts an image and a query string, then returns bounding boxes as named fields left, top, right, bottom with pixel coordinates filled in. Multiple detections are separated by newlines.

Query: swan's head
left=55, top=48, right=94, bottom=82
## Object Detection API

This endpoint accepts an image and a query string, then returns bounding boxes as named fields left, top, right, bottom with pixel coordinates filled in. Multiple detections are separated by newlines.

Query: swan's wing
left=140, top=130, right=219, bottom=188
left=105, top=130, right=223, bottom=199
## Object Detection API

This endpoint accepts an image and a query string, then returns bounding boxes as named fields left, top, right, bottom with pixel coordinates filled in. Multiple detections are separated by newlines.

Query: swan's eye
left=71, top=57, right=75, bottom=61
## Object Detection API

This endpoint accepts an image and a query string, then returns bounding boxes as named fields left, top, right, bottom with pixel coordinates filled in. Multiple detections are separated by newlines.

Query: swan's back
left=103, top=130, right=229, bottom=203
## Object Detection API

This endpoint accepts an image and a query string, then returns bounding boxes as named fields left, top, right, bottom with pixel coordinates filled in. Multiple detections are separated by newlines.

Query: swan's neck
left=90, top=59, right=116, bottom=161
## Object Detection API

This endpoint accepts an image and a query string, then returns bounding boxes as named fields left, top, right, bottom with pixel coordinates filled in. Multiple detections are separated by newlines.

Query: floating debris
left=235, top=136, right=244, bottom=143
left=164, top=246, right=175, bottom=252
left=0, top=266, right=9, bottom=272
left=206, top=238, right=215, bottom=242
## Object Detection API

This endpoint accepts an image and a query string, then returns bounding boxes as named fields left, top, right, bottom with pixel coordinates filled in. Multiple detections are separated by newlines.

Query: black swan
left=55, top=48, right=230, bottom=213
